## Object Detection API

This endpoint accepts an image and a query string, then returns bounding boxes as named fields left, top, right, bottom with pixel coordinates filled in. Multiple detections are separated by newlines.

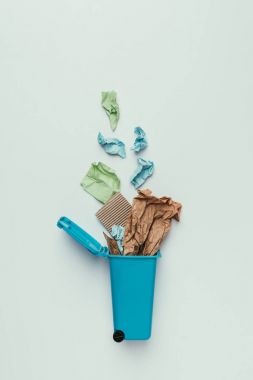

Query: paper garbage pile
left=101, top=189, right=181, bottom=256
left=80, top=91, right=181, bottom=256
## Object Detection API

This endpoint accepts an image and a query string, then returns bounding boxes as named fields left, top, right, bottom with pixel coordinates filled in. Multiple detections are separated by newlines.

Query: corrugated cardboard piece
left=96, top=192, right=132, bottom=233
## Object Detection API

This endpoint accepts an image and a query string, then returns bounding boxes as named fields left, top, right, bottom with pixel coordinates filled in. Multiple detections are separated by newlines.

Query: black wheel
left=113, top=330, right=125, bottom=342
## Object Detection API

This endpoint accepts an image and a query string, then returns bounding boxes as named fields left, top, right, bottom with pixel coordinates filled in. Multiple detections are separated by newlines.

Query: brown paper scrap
left=123, top=189, right=182, bottom=256
left=103, top=232, right=120, bottom=255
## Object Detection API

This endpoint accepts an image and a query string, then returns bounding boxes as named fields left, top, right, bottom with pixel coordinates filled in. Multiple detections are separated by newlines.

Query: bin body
left=57, top=217, right=161, bottom=341
left=109, top=253, right=160, bottom=340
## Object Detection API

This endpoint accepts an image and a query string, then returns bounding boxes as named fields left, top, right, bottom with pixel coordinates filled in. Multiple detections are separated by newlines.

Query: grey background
left=0, top=0, right=252, bottom=379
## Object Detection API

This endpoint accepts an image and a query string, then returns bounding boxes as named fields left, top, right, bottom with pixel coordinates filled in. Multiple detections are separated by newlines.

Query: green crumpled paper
left=101, top=91, right=120, bottom=131
left=80, top=162, right=120, bottom=204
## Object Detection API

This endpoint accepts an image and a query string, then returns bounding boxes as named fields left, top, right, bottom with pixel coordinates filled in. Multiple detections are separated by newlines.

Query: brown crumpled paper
left=103, top=232, right=120, bottom=255
left=123, top=189, right=182, bottom=256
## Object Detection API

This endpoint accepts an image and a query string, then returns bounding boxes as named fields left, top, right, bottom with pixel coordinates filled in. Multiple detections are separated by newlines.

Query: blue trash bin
left=57, top=216, right=160, bottom=342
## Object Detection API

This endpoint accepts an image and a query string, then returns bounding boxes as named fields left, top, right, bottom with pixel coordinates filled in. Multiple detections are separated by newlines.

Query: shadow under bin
left=57, top=216, right=161, bottom=342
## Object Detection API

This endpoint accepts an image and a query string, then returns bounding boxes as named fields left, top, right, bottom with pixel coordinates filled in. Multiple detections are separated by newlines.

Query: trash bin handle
left=57, top=217, right=108, bottom=257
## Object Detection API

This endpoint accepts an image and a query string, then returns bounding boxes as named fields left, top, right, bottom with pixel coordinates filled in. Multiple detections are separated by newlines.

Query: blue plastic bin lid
left=57, top=217, right=108, bottom=257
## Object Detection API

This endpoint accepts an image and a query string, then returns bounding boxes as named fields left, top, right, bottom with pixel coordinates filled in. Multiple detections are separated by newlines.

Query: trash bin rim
left=107, top=251, right=161, bottom=259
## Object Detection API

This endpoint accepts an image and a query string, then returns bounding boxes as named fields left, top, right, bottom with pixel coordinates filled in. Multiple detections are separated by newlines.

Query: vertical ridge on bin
left=96, top=193, right=132, bottom=233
